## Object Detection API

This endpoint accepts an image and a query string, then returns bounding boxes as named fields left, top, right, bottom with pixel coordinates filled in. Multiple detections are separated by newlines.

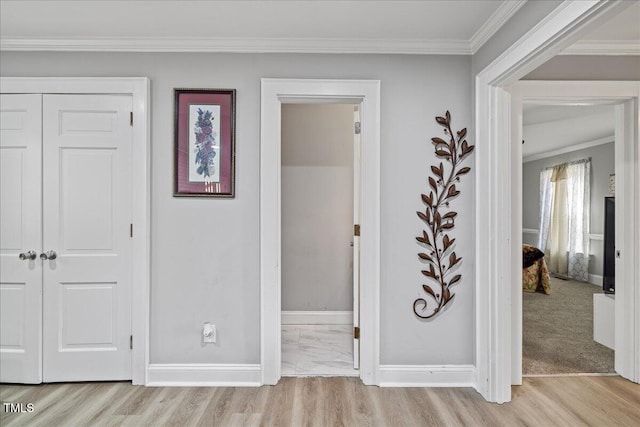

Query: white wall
left=281, top=104, right=354, bottom=311
left=522, top=109, right=615, bottom=278
left=0, top=51, right=474, bottom=366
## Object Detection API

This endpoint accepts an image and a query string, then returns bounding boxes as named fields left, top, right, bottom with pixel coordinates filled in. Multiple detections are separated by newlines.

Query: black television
left=603, top=197, right=615, bottom=294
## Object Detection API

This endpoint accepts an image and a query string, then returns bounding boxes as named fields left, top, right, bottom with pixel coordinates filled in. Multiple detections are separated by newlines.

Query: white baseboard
left=146, top=364, right=261, bottom=387
left=379, top=365, right=476, bottom=387
left=281, top=310, right=353, bottom=325
left=589, top=274, right=603, bottom=287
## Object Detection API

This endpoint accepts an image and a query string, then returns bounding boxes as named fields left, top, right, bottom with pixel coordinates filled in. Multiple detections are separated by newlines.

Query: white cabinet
left=594, top=293, right=615, bottom=350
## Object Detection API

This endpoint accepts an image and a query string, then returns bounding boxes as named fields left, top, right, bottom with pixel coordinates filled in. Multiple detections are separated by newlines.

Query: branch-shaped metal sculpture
left=414, top=111, right=475, bottom=319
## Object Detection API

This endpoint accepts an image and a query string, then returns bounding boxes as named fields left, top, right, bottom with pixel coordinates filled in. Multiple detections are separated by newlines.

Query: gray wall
left=1, top=51, right=474, bottom=365
left=281, top=104, right=354, bottom=312
left=523, top=56, right=640, bottom=80
left=523, top=142, right=614, bottom=277
left=472, top=0, right=563, bottom=75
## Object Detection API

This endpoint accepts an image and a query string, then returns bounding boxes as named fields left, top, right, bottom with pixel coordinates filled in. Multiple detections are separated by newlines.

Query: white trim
left=523, top=372, right=618, bottom=377
left=589, top=273, right=603, bottom=286
left=522, top=228, right=539, bottom=235
left=379, top=365, right=475, bottom=387
left=146, top=364, right=260, bottom=387
left=0, top=2, right=527, bottom=58
left=470, top=0, right=528, bottom=54
left=589, top=233, right=604, bottom=241
left=523, top=135, right=614, bottom=163
left=0, top=77, right=151, bottom=386
left=475, top=0, right=634, bottom=403
left=476, top=1, right=627, bottom=87
left=0, top=36, right=471, bottom=55
left=562, top=40, right=640, bottom=56
left=260, top=79, right=380, bottom=387
left=281, top=311, right=353, bottom=325
left=613, top=97, right=639, bottom=382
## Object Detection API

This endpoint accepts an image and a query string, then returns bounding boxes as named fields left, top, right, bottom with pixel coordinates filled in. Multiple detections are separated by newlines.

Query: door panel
left=60, top=282, right=117, bottom=349
left=60, top=148, right=116, bottom=250
left=0, top=94, right=43, bottom=383
left=42, top=95, right=132, bottom=382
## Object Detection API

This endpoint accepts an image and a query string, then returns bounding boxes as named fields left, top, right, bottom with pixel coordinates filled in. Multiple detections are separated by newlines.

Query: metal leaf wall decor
left=414, top=111, right=475, bottom=319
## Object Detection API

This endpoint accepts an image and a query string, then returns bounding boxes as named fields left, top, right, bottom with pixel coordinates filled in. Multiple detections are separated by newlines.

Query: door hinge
left=130, top=223, right=133, bottom=238
left=130, top=335, right=133, bottom=350
left=130, top=112, right=133, bottom=126
left=354, top=327, right=360, bottom=339
left=354, top=224, right=360, bottom=236
left=354, top=121, right=361, bottom=135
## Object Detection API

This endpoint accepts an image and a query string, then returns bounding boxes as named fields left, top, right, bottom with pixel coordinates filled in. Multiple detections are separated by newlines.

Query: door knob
left=18, top=250, right=37, bottom=260
left=40, top=250, right=57, bottom=260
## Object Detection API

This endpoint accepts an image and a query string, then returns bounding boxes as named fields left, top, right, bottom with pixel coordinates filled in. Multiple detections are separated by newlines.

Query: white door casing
left=613, top=98, right=639, bottom=380
left=42, top=94, right=133, bottom=382
left=260, top=79, right=380, bottom=385
left=475, top=0, right=637, bottom=402
left=0, top=94, right=43, bottom=384
left=353, top=104, right=361, bottom=370
left=0, top=77, right=150, bottom=385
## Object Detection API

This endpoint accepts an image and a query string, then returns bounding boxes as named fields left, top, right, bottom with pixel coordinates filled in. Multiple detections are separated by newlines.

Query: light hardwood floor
left=1, top=376, right=639, bottom=426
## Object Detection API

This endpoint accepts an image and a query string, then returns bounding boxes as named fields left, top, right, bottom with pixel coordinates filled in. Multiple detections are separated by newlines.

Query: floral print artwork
left=188, top=104, right=221, bottom=183
left=194, top=108, right=217, bottom=178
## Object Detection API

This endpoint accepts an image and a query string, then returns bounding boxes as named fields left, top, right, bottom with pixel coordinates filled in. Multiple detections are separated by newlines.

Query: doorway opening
left=508, top=81, right=639, bottom=392
left=260, top=78, right=381, bottom=386
left=520, top=102, right=616, bottom=376
left=280, top=103, right=360, bottom=377
left=474, top=1, right=638, bottom=403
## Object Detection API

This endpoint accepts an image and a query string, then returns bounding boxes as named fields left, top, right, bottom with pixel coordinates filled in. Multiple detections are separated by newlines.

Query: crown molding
left=561, top=40, right=640, bottom=55
left=0, top=1, right=529, bottom=56
left=0, top=36, right=472, bottom=55
left=470, top=0, right=527, bottom=54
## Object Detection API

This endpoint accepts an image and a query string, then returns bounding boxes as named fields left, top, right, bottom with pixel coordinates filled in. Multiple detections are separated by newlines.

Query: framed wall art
left=174, top=88, right=236, bottom=197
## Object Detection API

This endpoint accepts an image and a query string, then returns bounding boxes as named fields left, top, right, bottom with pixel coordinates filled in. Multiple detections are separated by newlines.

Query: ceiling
left=522, top=104, right=615, bottom=159
left=0, top=0, right=522, bottom=53
left=522, top=104, right=616, bottom=127
left=0, top=1, right=636, bottom=54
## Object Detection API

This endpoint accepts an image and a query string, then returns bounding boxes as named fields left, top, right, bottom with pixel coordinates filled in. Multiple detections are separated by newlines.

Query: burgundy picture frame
left=174, top=88, right=236, bottom=197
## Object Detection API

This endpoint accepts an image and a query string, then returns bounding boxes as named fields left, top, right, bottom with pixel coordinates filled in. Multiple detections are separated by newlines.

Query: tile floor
left=281, top=324, right=359, bottom=377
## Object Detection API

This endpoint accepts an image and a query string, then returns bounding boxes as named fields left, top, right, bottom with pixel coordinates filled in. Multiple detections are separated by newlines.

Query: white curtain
left=547, top=165, right=569, bottom=274
left=537, top=168, right=554, bottom=252
left=537, top=159, right=591, bottom=281
left=566, top=160, right=591, bottom=281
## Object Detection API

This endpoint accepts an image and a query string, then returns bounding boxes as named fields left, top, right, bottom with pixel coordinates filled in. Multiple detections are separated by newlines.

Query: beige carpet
left=523, top=276, right=615, bottom=375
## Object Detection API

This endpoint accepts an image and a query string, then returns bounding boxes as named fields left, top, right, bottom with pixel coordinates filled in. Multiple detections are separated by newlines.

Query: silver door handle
left=19, top=250, right=37, bottom=260
left=40, top=250, right=57, bottom=260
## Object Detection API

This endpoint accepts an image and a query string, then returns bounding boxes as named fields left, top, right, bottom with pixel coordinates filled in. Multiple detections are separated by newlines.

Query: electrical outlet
left=203, top=322, right=216, bottom=343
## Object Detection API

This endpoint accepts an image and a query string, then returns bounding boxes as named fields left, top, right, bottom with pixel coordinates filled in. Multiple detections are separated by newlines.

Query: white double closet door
left=0, top=93, right=133, bottom=383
